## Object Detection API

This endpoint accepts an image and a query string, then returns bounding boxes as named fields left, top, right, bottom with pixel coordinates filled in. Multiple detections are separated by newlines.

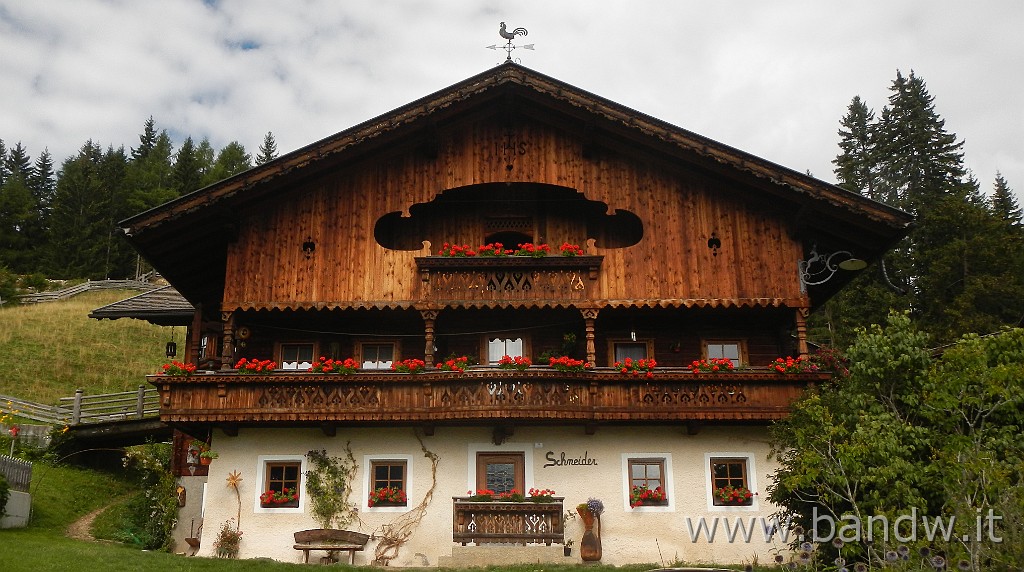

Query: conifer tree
left=990, top=172, right=1022, bottom=228
left=172, top=136, right=203, bottom=195
left=832, top=96, right=877, bottom=198
left=131, top=116, right=158, bottom=161
left=201, top=141, right=252, bottom=186
left=256, top=131, right=279, bottom=165
left=46, top=141, right=108, bottom=278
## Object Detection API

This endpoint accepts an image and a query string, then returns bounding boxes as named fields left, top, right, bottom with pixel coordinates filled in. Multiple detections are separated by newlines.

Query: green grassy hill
left=0, top=290, right=177, bottom=404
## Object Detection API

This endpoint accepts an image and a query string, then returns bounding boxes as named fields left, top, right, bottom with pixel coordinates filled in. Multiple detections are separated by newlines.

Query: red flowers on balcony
left=161, top=361, right=197, bottom=376
left=235, top=358, right=276, bottom=374
left=614, top=357, right=656, bottom=378
left=497, top=355, right=532, bottom=370
left=436, top=356, right=469, bottom=373
left=559, top=242, right=584, bottom=256
left=769, top=356, right=819, bottom=373
left=549, top=356, right=591, bottom=372
left=689, top=358, right=735, bottom=373
left=260, top=487, right=299, bottom=506
left=308, top=356, right=359, bottom=374
left=392, top=358, right=427, bottom=374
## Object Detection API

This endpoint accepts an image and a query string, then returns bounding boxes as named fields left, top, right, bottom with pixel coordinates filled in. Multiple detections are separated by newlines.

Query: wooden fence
left=1, top=386, right=160, bottom=426
left=14, top=279, right=157, bottom=304
left=0, top=455, right=32, bottom=492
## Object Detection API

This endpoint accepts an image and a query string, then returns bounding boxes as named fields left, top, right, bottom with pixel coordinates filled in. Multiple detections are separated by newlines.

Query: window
left=360, top=342, right=396, bottom=369
left=487, top=337, right=525, bottom=363
left=476, top=452, right=525, bottom=494
left=369, top=460, right=408, bottom=507
left=710, top=457, right=752, bottom=506
left=280, top=343, right=315, bottom=370
left=628, top=458, right=668, bottom=506
left=263, top=461, right=301, bottom=508
left=609, top=339, right=654, bottom=365
left=704, top=340, right=744, bottom=368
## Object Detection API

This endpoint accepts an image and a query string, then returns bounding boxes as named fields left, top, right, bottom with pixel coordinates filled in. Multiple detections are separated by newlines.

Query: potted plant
left=308, top=356, right=359, bottom=374
left=435, top=355, right=469, bottom=373
left=563, top=538, right=574, bottom=557
left=629, top=484, right=667, bottom=507
left=689, top=357, right=736, bottom=373
left=549, top=356, right=591, bottom=373
left=161, top=360, right=197, bottom=376
left=713, top=484, right=754, bottom=505
left=368, top=486, right=407, bottom=507
left=391, top=358, right=426, bottom=374
left=527, top=487, right=557, bottom=503
left=199, top=450, right=218, bottom=465
left=234, top=357, right=276, bottom=374
left=260, top=487, right=300, bottom=508
left=614, top=357, right=657, bottom=378
left=497, top=355, right=532, bottom=370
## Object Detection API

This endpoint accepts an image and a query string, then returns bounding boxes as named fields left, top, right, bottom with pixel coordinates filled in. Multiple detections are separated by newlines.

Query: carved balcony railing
left=148, top=368, right=828, bottom=427
left=452, top=497, right=564, bottom=546
left=414, top=255, right=603, bottom=305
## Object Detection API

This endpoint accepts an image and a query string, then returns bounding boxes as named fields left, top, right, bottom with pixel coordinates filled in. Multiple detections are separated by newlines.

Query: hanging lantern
left=166, top=326, right=177, bottom=357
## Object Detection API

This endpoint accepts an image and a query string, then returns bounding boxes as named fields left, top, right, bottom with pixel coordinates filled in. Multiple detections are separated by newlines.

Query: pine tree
left=873, top=71, right=967, bottom=214
left=0, top=171, right=35, bottom=272
left=46, top=141, right=108, bottom=278
left=131, top=116, right=158, bottom=161
left=201, top=141, right=252, bottom=186
left=989, top=172, right=1022, bottom=228
left=172, top=136, right=204, bottom=195
left=0, top=139, right=9, bottom=188
left=6, top=142, right=33, bottom=181
left=256, top=131, right=279, bottom=165
left=832, top=96, right=877, bottom=198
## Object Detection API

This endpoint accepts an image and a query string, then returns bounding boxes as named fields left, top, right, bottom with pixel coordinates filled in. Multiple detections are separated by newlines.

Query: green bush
left=18, top=273, right=50, bottom=292
left=0, top=265, right=17, bottom=305
left=0, top=473, right=10, bottom=517
left=119, top=443, right=178, bottom=550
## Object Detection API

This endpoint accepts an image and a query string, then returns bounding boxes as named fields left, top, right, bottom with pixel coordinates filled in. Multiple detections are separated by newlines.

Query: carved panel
left=638, top=382, right=747, bottom=407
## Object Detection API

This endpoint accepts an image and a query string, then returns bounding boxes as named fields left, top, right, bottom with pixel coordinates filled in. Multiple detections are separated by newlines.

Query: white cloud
left=0, top=0, right=1020, bottom=201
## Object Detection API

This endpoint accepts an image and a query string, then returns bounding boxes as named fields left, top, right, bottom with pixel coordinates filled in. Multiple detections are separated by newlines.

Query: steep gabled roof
left=120, top=62, right=912, bottom=309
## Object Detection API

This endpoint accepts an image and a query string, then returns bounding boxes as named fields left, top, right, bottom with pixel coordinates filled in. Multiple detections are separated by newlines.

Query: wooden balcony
left=452, top=497, right=564, bottom=546
left=149, top=368, right=826, bottom=428
left=414, top=255, right=603, bottom=305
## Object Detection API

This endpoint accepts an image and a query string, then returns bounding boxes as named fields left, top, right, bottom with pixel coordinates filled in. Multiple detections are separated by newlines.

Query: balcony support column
left=580, top=307, right=600, bottom=365
left=795, top=308, right=809, bottom=359
left=421, top=309, right=439, bottom=365
left=220, top=310, right=235, bottom=370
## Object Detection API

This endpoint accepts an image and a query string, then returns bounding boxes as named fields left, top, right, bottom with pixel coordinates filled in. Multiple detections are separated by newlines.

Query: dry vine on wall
left=372, top=433, right=440, bottom=566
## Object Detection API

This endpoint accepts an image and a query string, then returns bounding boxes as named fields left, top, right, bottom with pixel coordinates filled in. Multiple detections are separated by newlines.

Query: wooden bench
left=293, top=529, right=370, bottom=565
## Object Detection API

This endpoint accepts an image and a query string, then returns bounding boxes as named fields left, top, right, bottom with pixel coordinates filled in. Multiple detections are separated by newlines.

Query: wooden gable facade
left=122, top=63, right=911, bottom=564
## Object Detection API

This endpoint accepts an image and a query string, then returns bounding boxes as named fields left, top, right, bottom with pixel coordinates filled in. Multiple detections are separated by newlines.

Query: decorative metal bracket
left=798, top=245, right=867, bottom=291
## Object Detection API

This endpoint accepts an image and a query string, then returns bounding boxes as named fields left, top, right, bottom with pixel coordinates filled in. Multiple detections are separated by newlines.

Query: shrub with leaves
left=0, top=473, right=9, bottom=517
left=119, top=443, right=178, bottom=550
left=305, top=446, right=358, bottom=529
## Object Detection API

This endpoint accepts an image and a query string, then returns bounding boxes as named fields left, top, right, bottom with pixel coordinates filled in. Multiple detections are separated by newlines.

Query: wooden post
left=72, top=389, right=83, bottom=425
left=795, top=308, right=809, bottom=359
left=420, top=310, right=439, bottom=365
left=188, top=302, right=203, bottom=365
left=580, top=308, right=600, bottom=366
left=136, top=385, right=146, bottom=419
left=220, top=310, right=235, bottom=370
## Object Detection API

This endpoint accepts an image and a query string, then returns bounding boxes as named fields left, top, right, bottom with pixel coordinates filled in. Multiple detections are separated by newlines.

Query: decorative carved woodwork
left=453, top=498, right=564, bottom=546
left=415, top=256, right=602, bottom=306
left=149, top=369, right=826, bottom=426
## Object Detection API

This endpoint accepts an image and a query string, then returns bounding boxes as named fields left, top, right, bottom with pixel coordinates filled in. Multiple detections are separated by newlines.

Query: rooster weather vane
left=488, top=22, right=533, bottom=62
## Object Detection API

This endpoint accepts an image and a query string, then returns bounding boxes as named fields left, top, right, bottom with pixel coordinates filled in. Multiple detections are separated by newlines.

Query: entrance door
left=476, top=452, right=525, bottom=493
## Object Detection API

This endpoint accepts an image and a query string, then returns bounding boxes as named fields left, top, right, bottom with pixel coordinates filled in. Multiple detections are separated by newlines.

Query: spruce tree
left=832, top=96, right=877, bottom=198
left=256, top=131, right=279, bottom=165
left=131, top=116, right=158, bottom=161
left=172, top=136, right=203, bottom=195
left=201, top=141, right=252, bottom=186
left=990, top=172, right=1022, bottom=228
left=47, top=141, right=108, bottom=278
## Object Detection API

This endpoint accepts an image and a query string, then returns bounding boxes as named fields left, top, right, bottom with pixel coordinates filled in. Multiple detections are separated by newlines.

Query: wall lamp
left=798, top=245, right=867, bottom=289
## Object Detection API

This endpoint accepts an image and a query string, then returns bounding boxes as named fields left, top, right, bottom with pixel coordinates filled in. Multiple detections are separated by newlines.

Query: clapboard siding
left=223, top=117, right=805, bottom=310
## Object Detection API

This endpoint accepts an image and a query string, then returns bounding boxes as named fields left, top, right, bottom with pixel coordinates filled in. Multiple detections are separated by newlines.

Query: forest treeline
left=1, top=71, right=1023, bottom=346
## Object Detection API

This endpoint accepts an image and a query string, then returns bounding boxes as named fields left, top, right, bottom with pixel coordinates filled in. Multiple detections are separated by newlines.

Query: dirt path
left=65, top=505, right=105, bottom=541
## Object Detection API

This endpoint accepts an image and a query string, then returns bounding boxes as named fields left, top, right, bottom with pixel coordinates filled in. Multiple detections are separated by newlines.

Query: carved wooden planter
left=452, top=497, right=564, bottom=546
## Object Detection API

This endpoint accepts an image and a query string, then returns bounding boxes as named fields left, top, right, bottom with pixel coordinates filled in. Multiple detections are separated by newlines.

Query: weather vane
left=487, top=22, right=533, bottom=62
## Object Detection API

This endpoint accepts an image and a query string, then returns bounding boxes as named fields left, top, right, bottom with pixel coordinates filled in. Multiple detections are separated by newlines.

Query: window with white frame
left=368, top=460, right=408, bottom=507
left=255, top=455, right=306, bottom=511
left=486, top=337, right=524, bottom=364
left=280, top=343, right=314, bottom=370
left=705, top=340, right=743, bottom=368
left=627, top=457, right=668, bottom=507
left=709, top=457, right=753, bottom=506
left=360, top=342, right=395, bottom=369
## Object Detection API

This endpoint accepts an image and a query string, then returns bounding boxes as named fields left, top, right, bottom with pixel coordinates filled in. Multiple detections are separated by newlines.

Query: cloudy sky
left=2, top=1, right=1021, bottom=202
